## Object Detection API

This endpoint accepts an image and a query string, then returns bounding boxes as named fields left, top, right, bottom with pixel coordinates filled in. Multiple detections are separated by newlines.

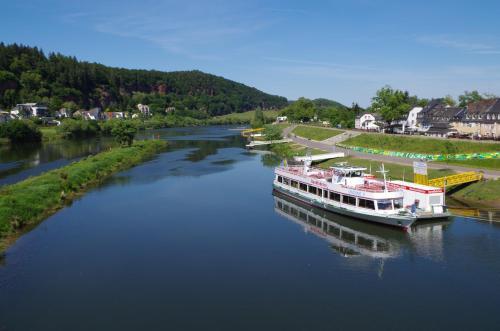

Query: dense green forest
left=0, top=43, right=288, bottom=117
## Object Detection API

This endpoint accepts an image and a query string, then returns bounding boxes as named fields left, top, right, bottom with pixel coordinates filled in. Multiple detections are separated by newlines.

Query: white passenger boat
left=273, top=161, right=450, bottom=229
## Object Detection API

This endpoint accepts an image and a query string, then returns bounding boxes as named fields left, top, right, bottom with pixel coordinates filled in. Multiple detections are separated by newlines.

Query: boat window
left=317, top=188, right=323, bottom=197
left=277, top=176, right=282, bottom=183
left=330, top=192, right=341, bottom=201
left=359, top=198, right=375, bottom=210
left=378, top=200, right=393, bottom=210
left=299, top=183, right=308, bottom=191
left=343, top=195, right=356, bottom=205
left=291, top=180, right=298, bottom=188
left=394, top=198, right=403, bottom=209
left=283, top=178, right=290, bottom=185
left=308, top=186, right=317, bottom=195
left=323, top=190, right=329, bottom=198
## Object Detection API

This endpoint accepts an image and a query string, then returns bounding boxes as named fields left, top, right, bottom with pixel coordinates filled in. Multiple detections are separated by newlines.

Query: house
left=0, top=110, right=13, bottom=123
left=276, top=116, right=287, bottom=123
left=453, top=98, right=500, bottom=139
left=405, top=107, right=423, bottom=131
left=416, top=100, right=464, bottom=137
left=11, top=103, right=49, bottom=118
left=137, top=104, right=151, bottom=116
left=74, top=108, right=105, bottom=120
left=355, top=113, right=381, bottom=131
left=104, top=112, right=125, bottom=120
left=55, top=108, right=70, bottom=119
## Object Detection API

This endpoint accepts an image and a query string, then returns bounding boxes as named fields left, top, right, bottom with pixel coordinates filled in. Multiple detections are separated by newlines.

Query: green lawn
left=292, top=125, right=343, bottom=141
left=270, top=142, right=325, bottom=158
left=452, top=179, right=500, bottom=205
left=342, top=134, right=500, bottom=154
left=318, top=157, right=455, bottom=181
left=211, top=109, right=280, bottom=123
left=437, top=158, right=500, bottom=171
left=40, top=126, right=61, bottom=141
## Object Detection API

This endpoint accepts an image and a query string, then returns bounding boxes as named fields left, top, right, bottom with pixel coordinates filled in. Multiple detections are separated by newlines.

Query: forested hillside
left=0, top=43, right=288, bottom=117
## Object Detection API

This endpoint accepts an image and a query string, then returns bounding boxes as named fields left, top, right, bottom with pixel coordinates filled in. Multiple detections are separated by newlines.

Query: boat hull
left=273, top=184, right=421, bottom=229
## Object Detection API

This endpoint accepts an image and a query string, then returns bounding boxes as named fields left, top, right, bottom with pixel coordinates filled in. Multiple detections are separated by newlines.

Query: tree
left=443, top=95, right=456, bottom=107
left=251, top=108, right=265, bottom=128
left=111, top=120, right=137, bottom=146
left=0, top=120, right=41, bottom=143
left=263, top=124, right=283, bottom=140
left=281, top=97, right=316, bottom=122
left=370, top=86, right=411, bottom=124
left=458, top=90, right=483, bottom=107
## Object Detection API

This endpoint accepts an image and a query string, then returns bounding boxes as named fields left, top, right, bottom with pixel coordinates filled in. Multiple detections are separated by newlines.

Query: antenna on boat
left=376, top=164, right=389, bottom=193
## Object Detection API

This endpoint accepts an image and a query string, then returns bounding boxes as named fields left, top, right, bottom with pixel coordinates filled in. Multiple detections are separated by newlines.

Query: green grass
left=0, top=139, right=168, bottom=252
left=40, top=126, right=62, bottom=141
left=270, top=142, right=325, bottom=158
left=342, top=134, right=500, bottom=154
left=292, top=125, right=343, bottom=141
left=211, top=109, right=280, bottom=123
left=452, top=179, right=500, bottom=205
left=318, top=157, right=455, bottom=181
left=437, top=158, right=500, bottom=171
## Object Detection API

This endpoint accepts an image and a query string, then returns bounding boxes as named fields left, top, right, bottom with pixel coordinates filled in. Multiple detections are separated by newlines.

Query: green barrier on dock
left=336, top=144, right=500, bottom=161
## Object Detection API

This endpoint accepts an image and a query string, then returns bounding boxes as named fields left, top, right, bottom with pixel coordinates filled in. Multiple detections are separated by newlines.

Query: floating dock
left=246, top=139, right=292, bottom=148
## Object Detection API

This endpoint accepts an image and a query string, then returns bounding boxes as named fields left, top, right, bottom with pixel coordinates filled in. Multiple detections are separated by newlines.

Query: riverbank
left=0, top=139, right=168, bottom=253
left=269, top=139, right=500, bottom=208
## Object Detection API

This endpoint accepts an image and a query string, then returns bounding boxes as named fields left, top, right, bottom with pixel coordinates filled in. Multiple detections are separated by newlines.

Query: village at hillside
left=0, top=102, right=160, bottom=124
left=356, top=98, right=500, bottom=140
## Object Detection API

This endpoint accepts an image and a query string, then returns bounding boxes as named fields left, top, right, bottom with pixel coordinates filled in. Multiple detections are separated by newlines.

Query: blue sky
left=2, top=0, right=500, bottom=106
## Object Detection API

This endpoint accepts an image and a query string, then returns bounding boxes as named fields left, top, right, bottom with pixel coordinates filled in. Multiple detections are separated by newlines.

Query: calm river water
left=1, top=126, right=500, bottom=330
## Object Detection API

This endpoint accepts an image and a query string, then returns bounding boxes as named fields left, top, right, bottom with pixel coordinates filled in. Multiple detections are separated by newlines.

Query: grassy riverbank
left=0, top=139, right=168, bottom=253
left=318, top=157, right=455, bottom=180
left=292, top=125, right=343, bottom=141
left=437, top=158, right=500, bottom=171
left=343, top=134, right=500, bottom=154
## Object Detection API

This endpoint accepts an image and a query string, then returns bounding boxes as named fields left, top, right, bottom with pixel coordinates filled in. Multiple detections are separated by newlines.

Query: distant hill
left=312, top=98, right=347, bottom=110
left=0, top=43, right=288, bottom=117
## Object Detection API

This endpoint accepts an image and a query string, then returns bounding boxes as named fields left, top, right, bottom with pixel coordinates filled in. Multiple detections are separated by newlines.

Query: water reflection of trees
left=0, top=138, right=116, bottom=185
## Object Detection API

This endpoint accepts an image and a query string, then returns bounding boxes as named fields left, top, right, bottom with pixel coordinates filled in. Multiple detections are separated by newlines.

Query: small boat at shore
left=273, top=160, right=450, bottom=230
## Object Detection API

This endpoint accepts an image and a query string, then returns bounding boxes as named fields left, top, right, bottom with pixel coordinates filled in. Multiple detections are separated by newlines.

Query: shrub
left=0, top=120, right=42, bottom=143
left=110, top=121, right=137, bottom=146
left=57, top=119, right=100, bottom=139
left=263, top=124, right=283, bottom=140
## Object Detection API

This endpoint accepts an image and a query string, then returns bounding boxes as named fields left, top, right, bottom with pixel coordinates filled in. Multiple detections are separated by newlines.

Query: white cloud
left=417, top=35, right=500, bottom=54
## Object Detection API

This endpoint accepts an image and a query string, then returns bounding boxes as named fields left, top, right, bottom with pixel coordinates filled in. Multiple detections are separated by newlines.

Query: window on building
left=343, top=195, right=356, bottom=205
left=359, top=199, right=375, bottom=209
left=330, top=192, right=341, bottom=201
left=378, top=200, right=393, bottom=210
left=308, top=186, right=317, bottom=195
left=299, top=183, right=308, bottom=191
left=394, top=199, right=403, bottom=209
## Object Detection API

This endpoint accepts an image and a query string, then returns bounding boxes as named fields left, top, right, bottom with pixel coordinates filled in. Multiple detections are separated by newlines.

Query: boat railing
left=354, top=183, right=400, bottom=193
left=279, top=165, right=333, bottom=179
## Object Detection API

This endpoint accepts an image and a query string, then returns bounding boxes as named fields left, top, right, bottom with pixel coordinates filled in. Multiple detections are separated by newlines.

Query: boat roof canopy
left=330, top=165, right=367, bottom=173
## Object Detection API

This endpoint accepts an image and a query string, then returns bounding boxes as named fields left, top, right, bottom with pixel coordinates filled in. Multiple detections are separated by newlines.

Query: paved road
left=283, top=125, right=500, bottom=179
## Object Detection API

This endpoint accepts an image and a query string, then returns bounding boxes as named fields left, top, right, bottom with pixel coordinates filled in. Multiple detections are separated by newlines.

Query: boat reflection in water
left=273, top=191, right=452, bottom=263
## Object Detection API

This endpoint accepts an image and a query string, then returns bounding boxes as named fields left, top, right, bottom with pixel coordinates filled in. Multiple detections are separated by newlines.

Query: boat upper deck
left=278, top=165, right=334, bottom=179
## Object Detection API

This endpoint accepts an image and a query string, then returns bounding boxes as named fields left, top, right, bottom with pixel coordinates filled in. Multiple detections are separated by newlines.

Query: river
left=1, top=126, right=500, bottom=330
